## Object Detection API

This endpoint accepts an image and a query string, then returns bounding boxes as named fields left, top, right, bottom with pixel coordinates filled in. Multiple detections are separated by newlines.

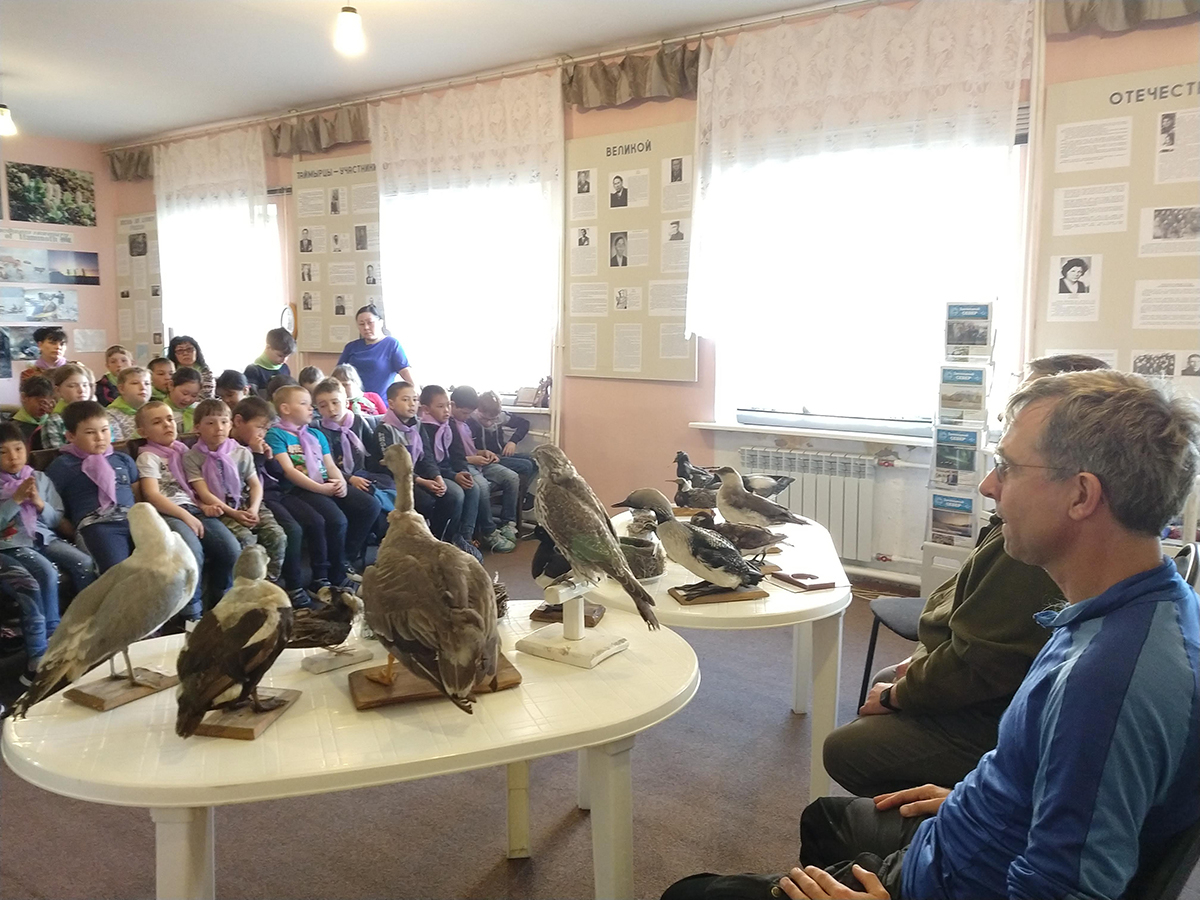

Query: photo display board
left=563, top=119, right=697, bottom=382
left=291, top=153, right=381, bottom=353
left=115, top=212, right=163, bottom=363
left=1037, top=64, right=1200, bottom=392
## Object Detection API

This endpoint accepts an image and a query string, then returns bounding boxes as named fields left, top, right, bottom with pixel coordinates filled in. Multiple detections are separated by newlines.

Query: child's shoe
left=289, top=587, right=316, bottom=610
left=498, top=522, right=518, bottom=543
left=481, top=530, right=516, bottom=554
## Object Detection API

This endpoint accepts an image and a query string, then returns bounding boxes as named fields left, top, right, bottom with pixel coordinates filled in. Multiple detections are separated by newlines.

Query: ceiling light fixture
left=0, top=104, right=16, bottom=137
left=334, top=6, right=366, bottom=57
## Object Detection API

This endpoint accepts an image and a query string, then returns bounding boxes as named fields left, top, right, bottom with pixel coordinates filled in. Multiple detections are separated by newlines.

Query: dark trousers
left=414, top=483, right=462, bottom=542
left=79, top=520, right=133, bottom=572
left=290, top=486, right=381, bottom=584
left=264, top=494, right=317, bottom=589
left=659, top=798, right=928, bottom=900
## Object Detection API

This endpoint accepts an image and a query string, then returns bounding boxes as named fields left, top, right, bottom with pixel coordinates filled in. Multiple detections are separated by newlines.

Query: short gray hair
left=1026, top=354, right=1110, bottom=378
left=1006, top=370, right=1200, bottom=536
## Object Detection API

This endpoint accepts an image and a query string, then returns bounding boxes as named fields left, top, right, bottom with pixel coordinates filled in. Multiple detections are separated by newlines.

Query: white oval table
left=2, top=601, right=699, bottom=900
left=597, top=512, right=852, bottom=801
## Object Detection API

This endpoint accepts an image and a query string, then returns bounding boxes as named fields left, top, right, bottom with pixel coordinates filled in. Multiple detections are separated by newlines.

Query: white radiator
left=738, top=447, right=876, bottom=561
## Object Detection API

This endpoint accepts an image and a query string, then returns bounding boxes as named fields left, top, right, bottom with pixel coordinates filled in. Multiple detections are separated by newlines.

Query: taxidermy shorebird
left=669, top=477, right=718, bottom=509
left=715, top=466, right=808, bottom=527
left=689, top=511, right=789, bottom=560
left=674, top=450, right=719, bottom=488
left=531, top=444, right=659, bottom=629
left=175, top=545, right=294, bottom=737
left=623, top=489, right=764, bottom=600
left=362, top=443, right=498, bottom=714
left=288, top=585, right=362, bottom=653
left=12, top=503, right=198, bottom=718
left=531, top=524, right=573, bottom=588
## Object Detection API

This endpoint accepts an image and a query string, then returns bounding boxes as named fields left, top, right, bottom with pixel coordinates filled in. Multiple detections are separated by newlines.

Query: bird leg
left=366, top=653, right=397, bottom=686
left=250, top=688, right=286, bottom=714
left=121, top=649, right=155, bottom=688
left=678, top=580, right=731, bottom=600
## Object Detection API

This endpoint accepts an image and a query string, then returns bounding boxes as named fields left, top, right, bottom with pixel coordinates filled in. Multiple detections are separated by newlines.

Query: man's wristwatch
left=879, top=686, right=900, bottom=711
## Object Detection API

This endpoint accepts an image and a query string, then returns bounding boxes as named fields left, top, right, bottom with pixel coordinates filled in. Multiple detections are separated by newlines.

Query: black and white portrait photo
left=1183, top=353, right=1200, bottom=377
left=331, top=232, right=343, bottom=253
left=577, top=228, right=590, bottom=246
left=365, top=264, right=377, bottom=285
left=1057, top=256, right=1091, bottom=294
left=576, top=170, right=591, bottom=194
left=610, top=231, right=628, bottom=267
left=615, top=289, right=628, bottom=310
left=299, top=228, right=313, bottom=253
left=302, top=292, right=313, bottom=311
left=301, top=263, right=313, bottom=282
left=334, top=295, right=346, bottom=316
left=354, top=225, right=369, bottom=251
left=670, top=158, right=683, bottom=183
left=668, top=220, right=685, bottom=241
left=330, top=187, right=342, bottom=216
left=128, top=232, right=148, bottom=257
left=610, top=175, right=628, bottom=208
left=119, top=289, right=130, bottom=300
left=150, top=284, right=161, bottom=297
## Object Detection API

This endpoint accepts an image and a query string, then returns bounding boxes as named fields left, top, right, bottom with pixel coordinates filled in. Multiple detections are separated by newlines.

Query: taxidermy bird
left=175, top=545, right=294, bottom=737
left=675, top=450, right=719, bottom=488
left=669, top=477, right=718, bottom=509
left=715, top=466, right=808, bottom=527
left=741, top=473, right=796, bottom=499
left=12, top=503, right=198, bottom=718
left=624, top=489, right=764, bottom=600
left=531, top=443, right=659, bottom=629
left=362, top=443, right=498, bottom=714
left=288, top=585, right=362, bottom=652
left=690, top=510, right=789, bottom=559
left=625, top=508, right=659, bottom=537
left=531, top=524, right=573, bottom=588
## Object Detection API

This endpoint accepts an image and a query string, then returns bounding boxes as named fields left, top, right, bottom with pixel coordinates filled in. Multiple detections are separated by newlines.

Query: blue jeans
left=166, top=511, right=242, bottom=617
left=414, top=482, right=462, bottom=542
left=480, top=462, right=521, bottom=524
left=291, top=485, right=381, bottom=584
left=79, top=519, right=133, bottom=572
left=0, top=542, right=96, bottom=643
left=41, top=538, right=98, bottom=600
left=268, top=492, right=327, bottom=585
left=464, top=467, right=496, bottom=537
left=497, top=453, right=537, bottom=483
left=0, top=551, right=54, bottom=662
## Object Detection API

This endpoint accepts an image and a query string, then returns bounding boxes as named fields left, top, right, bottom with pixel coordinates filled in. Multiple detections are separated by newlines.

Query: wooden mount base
left=529, top=600, right=606, bottom=626
left=64, top=669, right=179, bottom=712
left=192, top=688, right=302, bottom=740
left=348, top=651, right=522, bottom=711
left=667, top=586, right=771, bottom=605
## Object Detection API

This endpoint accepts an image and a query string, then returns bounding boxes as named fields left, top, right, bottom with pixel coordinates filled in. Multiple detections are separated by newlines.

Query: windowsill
left=689, top=421, right=934, bottom=447
left=503, top=406, right=551, bottom=415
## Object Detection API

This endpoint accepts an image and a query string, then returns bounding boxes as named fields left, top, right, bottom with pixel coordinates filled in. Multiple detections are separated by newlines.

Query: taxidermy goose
left=362, top=443, right=498, bottom=714
left=624, top=489, right=764, bottom=600
left=12, top=503, right=198, bottom=718
left=531, top=524, right=573, bottom=588
left=689, top=510, right=790, bottom=559
left=669, top=477, right=718, bottom=509
left=288, top=585, right=362, bottom=652
left=175, top=545, right=294, bottom=737
left=531, top=444, right=659, bottom=629
left=675, top=450, right=719, bottom=488
left=715, top=466, right=808, bottom=527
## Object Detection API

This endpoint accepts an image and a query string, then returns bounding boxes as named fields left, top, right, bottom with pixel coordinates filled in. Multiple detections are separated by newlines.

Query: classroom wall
left=0, top=133, right=118, bottom=405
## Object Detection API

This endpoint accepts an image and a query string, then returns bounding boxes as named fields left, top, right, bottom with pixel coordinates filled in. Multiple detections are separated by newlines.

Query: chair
left=857, top=595, right=924, bottom=708
left=1121, top=818, right=1200, bottom=900
left=1174, top=542, right=1198, bottom=588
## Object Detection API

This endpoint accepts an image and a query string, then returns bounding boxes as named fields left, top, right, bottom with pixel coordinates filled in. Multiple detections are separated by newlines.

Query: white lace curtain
left=152, top=128, right=269, bottom=220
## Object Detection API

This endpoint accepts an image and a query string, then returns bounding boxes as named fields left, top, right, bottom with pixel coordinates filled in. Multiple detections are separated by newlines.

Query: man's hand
left=873, top=784, right=951, bottom=818
left=455, top=472, right=474, bottom=490
left=859, top=682, right=896, bottom=716
left=893, top=656, right=912, bottom=678
left=502, top=441, right=517, bottom=457
left=777, top=864, right=889, bottom=899
left=349, top=475, right=371, bottom=492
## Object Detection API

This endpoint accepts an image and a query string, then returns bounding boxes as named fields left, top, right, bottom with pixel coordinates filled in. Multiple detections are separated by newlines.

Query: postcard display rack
left=927, top=304, right=994, bottom=557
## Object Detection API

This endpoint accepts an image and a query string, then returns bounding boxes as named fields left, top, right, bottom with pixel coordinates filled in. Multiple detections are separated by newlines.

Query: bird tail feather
left=175, top=674, right=235, bottom=738
left=11, top=661, right=75, bottom=719
left=612, top=568, right=660, bottom=631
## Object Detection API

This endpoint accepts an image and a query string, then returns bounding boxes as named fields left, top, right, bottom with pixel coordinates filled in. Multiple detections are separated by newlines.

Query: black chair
left=1174, top=542, right=1198, bottom=588
left=1121, top=817, right=1200, bottom=900
left=857, top=595, right=924, bottom=708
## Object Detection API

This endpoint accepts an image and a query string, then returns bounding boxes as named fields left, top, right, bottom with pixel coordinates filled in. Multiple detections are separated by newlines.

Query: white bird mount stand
left=516, top=578, right=628, bottom=669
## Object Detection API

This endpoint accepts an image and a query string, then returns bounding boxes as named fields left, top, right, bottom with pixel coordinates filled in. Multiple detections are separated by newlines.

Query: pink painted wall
left=0, top=133, right=117, bottom=405
left=1045, top=19, right=1199, bottom=82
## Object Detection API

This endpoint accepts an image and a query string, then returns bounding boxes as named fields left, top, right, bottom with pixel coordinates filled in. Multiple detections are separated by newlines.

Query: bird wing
left=362, top=545, right=454, bottom=684
left=538, top=479, right=625, bottom=579
left=687, top=524, right=754, bottom=575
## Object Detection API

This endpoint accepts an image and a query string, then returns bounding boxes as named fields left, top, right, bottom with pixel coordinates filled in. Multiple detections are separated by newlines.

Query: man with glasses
left=664, top=365, right=1200, bottom=900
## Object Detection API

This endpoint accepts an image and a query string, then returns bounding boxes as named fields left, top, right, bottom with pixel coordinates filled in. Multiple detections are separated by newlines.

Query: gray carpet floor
left=2, top=539, right=1197, bottom=899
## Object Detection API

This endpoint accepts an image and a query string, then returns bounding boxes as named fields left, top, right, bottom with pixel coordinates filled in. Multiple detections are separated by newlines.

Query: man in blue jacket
left=664, top=369, right=1200, bottom=900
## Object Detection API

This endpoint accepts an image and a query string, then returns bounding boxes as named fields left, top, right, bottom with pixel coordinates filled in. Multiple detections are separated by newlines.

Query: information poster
left=291, top=154, right=381, bottom=353
left=115, top=212, right=162, bottom=362
left=563, top=120, right=697, bottom=381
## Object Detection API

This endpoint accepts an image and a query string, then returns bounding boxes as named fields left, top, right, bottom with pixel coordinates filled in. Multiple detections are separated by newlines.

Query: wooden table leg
left=809, top=613, right=844, bottom=802
left=150, top=807, right=215, bottom=900
left=506, top=760, right=531, bottom=859
left=577, top=748, right=591, bottom=810
left=588, top=736, right=635, bottom=900
left=791, top=622, right=813, bottom=714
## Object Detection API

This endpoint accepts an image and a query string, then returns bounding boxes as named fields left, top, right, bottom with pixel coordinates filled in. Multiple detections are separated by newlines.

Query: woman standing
left=336, top=305, right=414, bottom=397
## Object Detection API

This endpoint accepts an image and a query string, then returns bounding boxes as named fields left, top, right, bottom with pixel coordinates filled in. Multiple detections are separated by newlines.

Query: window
left=158, top=201, right=284, bottom=372
left=378, top=181, right=556, bottom=392
left=693, top=143, right=1025, bottom=426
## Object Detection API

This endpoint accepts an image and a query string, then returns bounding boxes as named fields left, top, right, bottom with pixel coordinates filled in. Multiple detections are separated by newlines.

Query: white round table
left=596, top=512, right=852, bottom=800
left=2, top=601, right=699, bottom=900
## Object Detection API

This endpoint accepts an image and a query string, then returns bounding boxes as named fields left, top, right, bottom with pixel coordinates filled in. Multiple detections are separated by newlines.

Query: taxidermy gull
left=362, top=443, right=498, bottom=713
left=715, top=466, right=808, bottom=527
left=621, top=489, right=764, bottom=600
left=531, top=443, right=659, bottom=629
left=689, top=510, right=790, bottom=559
left=175, top=545, right=294, bottom=737
left=12, top=502, right=198, bottom=718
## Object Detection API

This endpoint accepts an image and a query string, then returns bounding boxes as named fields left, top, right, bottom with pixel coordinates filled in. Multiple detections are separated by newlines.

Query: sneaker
left=19, top=665, right=36, bottom=687
left=482, top=531, right=516, bottom=554
left=289, top=588, right=316, bottom=610
left=305, top=580, right=332, bottom=604
left=345, top=571, right=363, bottom=584
left=499, top=523, right=518, bottom=543
left=454, top=538, right=484, bottom=562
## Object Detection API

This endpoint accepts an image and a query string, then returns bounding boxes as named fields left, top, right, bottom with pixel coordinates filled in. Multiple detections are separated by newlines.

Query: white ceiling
left=0, top=0, right=814, bottom=146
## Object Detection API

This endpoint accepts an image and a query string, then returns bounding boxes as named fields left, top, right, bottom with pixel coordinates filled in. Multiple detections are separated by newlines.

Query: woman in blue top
left=337, top=305, right=415, bottom=397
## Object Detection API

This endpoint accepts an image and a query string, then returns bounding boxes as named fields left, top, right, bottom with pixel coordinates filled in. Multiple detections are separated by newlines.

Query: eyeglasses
left=991, top=453, right=1075, bottom=483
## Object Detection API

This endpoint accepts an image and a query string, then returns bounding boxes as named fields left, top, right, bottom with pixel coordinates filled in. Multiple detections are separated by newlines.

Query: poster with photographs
left=661, top=155, right=692, bottom=213
left=1047, top=254, right=1100, bottom=321
left=1156, top=109, right=1198, bottom=185
left=116, top=213, right=162, bottom=359
left=608, top=169, right=649, bottom=209
left=1131, top=350, right=1178, bottom=377
left=929, top=491, right=978, bottom=548
left=5, top=163, right=97, bottom=226
left=47, top=250, right=99, bottom=285
left=291, top=153, right=380, bottom=351
left=0, top=246, right=48, bottom=282
left=570, top=227, right=598, bottom=276
left=571, top=168, right=597, bottom=221
left=660, top=218, right=690, bottom=274
left=1138, top=206, right=1200, bottom=256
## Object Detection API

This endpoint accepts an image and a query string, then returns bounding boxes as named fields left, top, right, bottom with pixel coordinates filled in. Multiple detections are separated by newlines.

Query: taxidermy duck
left=689, top=510, right=790, bottom=559
left=715, top=466, right=808, bottom=527
left=675, top=450, right=719, bottom=488
left=362, top=443, right=498, bottom=714
left=669, top=477, right=718, bottom=509
left=175, top=545, right=294, bottom=737
left=531, top=524, right=572, bottom=588
left=531, top=444, right=659, bottom=629
left=12, top=503, right=198, bottom=718
left=624, top=489, right=764, bottom=601
left=288, top=585, right=362, bottom=653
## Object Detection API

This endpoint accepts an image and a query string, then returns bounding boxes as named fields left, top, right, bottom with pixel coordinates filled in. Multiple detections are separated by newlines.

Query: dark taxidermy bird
left=669, top=478, right=718, bottom=509
left=288, top=585, right=362, bottom=652
left=623, top=489, right=764, bottom=600
left=531, top=524, right=573, bottom=587
left=715, top=466, right=808, bottom=527
left=689, top=510, right=789, bottom=560
left=675, top=450, right=720, bottom=488
left=532, top=444, right=659, bottom=629
left=175, top=545, right=294, bottom=737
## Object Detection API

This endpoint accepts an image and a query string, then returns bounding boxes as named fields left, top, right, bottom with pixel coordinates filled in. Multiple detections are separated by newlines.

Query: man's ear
left=1067, top=472, right=1104, bottom=522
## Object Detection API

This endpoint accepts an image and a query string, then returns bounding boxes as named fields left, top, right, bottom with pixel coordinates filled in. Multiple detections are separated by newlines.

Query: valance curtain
left=368, top=70, right=563, bottom=389
left=265, top=104, right=370, bottom=157
left=1045, top=0, right=1199, bottom=34
left=562, top=43, right=700, bottom=109
left=107, top=147, right=153, bottom=182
